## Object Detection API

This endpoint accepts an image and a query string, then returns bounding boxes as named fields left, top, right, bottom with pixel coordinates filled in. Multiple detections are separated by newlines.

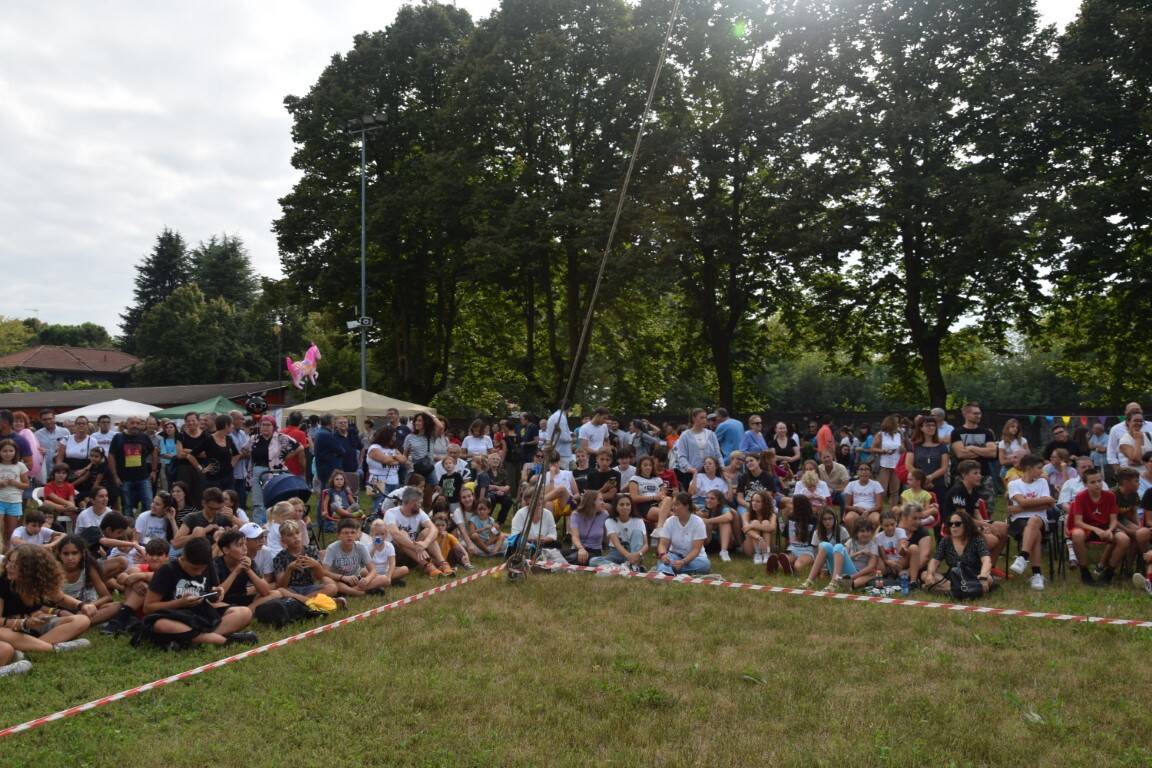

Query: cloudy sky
left=0, top=0, right=1079, bottom=336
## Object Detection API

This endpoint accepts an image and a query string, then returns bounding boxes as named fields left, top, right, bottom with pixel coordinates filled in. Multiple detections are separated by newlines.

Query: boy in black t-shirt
left=437, top=455, right=465, bottom=510
left=585, top=448, right=621, bottom=496
left=141, top=536, right=256, bottom=648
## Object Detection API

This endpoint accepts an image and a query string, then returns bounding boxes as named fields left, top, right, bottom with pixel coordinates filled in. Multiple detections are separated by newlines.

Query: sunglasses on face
left=948, top=520, right=964, bottom=528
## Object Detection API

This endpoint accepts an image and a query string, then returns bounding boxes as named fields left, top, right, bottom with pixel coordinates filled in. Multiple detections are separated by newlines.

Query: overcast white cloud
left=0, top=0, right=1079, bottom=335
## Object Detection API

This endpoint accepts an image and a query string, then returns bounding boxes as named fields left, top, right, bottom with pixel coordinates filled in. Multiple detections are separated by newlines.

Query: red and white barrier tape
left=555, top=563, right=1152, bottom=628
left=0, top=564, right=503, bottom=740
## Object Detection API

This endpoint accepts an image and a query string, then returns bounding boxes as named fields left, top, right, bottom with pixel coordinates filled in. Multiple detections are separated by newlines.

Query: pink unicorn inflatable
left=285, top=343, right=321, bottom=389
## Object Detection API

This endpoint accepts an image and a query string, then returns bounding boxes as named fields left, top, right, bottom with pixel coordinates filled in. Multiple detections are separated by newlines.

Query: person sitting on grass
left=590, top=494, right=648, bottom=572
left=699, top=489, right=735, bottom=563
left=0, top=637, right=30, bottom=677
left=742, top=490, right=777, bottom=567
left=432, top=512, right=474, bottom=571
left=367, top=519, right=408, bottom=587
left=843, top=462, right=885, bottom=533
left=222, top=489, right=250, bottom=525
left=10, top=509, right=64, bottom=548
left=449, top=484, right=482, bottom=556
left=0, top=544, right=91, bottom=655
left=134, top=492, right=177, bottom=548
left=802, top=516, right=879, bottom=592
left=216, top=529, right=280, bottom=607
left=875, top=509, right=907, bottom=580
left=74, top=483, right=112, bottom=533
left=922, top=509, right=994, bottom=597
left=1007, top=454, right=1055, bottom=590
left=1066, top=467, right=1125, bottom=587
left=629, top=455, right=666, bottom=526
left=564, top=490, right=609, bottom=566
left=171, top=487, right=237, bottom=549
left=272, top=520, right=341, bottom=602
left=467, top=497, right=508, bottom=557
left=897, top=504, right=933, bottom=588
left=323, top=518, right=391, bottom=596
left=655, top=493, right=710, bottom=576
left=55, top=533, right=120, bottom=627
left=40, top=463, right=78, bottom=521
left=139, top=536, right=257, bottom=649
left=688, top=456, right=728, bottom=509
left=101, top=539, right=171, bottom=635
left=799, top=509, right=856, bottom=590
left=901, top=468, right=940, bottom=530
left=385, top=487, right=454, bottom=578
left=783, top=494, right=818, bottom=574
left=508, top=486, right=559, bottom=555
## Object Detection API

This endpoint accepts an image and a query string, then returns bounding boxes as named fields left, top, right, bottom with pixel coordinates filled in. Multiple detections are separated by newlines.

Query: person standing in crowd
left=33, top=409, right=71, bottom=485
left=713, top=408, right=743, bottom=464
left=951, top=403, right=997, bottom=498
left=90, top=415, right=118, bottom=456
left=545, top=406, right=575, bottom=468
left=174, top=411, right=208, bottom=508
left=280, top=411, right=311, bottom=480
left=200, top=415, right=239, bottom=493
left=930, top=407, right=953, bottom=443
left=769, top=421, right=801, bottom=474
left=107, top=415, right=156, bottom=517
left=311, top=414, right=344, bottom=490
left=814, top=415, right=835, bottom=462
left=1088, top=422, right=1108, bottom=471
left=230, top=411, right=252, bottom=509
left=248, top=416, right=302, bottom=525
left=577, top=408, right=610, bottom=454
left=675, top=409, right=722, bottom=488
left=908, top=415, right=950, bottom=498
left=0, top=410, right=33, bottom=477
left=333, top=416, right=361, bottom=493
left=10, top=412, right=40, bottom=495
left=740, top=415, right=767, bottom=456
left=874, top=415, right=904, bottom=507
left=1043, top=423, right=1080, bottom=460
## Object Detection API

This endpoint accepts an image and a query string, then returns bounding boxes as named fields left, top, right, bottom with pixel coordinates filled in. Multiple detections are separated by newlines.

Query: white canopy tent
left=287, top=389, right=435, bottom=426
left=54, top=399, right=160, bottom=422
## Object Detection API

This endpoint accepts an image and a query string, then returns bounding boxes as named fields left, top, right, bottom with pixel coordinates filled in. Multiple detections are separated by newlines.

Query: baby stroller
left=260, top=470, right=320, bottom=543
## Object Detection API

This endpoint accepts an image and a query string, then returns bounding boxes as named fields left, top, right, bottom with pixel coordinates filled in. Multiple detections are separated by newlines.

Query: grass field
left=3, top=556, right=1152, bottom=768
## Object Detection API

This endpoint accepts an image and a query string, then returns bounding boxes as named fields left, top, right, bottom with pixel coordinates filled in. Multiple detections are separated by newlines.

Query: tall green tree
left=1036, top=0, right=1152, bottom=403
left=795, top=0, right=1056, bottom=406
left=133, top=285, right=268, bottom=385
left=0, top=317, right=34, bottom=356
left=120, top=228, right=191, bottom=353
left=23, top=320, right=114, bottom=348
left=191, top=234, right=260, bottom=308
left=275, top=4, right=477, bottom=402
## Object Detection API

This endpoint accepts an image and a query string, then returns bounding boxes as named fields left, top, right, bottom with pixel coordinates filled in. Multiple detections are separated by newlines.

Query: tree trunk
left=918, top=335, right=948, bottom=408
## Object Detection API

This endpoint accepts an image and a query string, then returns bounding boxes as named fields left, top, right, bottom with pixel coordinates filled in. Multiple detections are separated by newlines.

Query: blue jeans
left=250, top=466, right=271, bottom=524
left=818, top=541, right=857, bottom=576
left=121, top=478, right=153, bottom=518
left=655, top=553, right=710, bottom=575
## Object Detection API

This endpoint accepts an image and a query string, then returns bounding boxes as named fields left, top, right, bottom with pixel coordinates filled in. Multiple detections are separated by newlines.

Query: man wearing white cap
left=239, top=522, right=276, bottom=580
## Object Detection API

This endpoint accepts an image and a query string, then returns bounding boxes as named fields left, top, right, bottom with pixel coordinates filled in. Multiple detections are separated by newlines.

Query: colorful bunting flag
left=1098, top=416, right=1108, bottom=425
left=1027, top=415, right=1036, bottom=424
left=1079, top=416, right=1088, bottom=426
left=1061, top=415, right=1072, bottom=425
left=1045, top=415, right=1055, bottom=424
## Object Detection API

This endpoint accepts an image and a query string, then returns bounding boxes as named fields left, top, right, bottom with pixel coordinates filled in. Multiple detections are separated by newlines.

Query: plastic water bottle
left=899, top=571, right=910, bottom=596
left=1066, top=539, right=1078, bottom=567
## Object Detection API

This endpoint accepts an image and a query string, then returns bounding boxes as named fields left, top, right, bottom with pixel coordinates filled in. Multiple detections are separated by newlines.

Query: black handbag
left=948, top=563, right=985, bottom=600
left=412, top=436, right=435, bottom=479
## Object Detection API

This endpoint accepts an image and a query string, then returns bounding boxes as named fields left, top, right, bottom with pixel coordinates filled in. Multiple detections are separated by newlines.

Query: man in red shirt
left=280, top=411, right=310, bottom=478
left=815, top=416, right=834, bottom=461
left=1066, top=467, right=1128, bottom=586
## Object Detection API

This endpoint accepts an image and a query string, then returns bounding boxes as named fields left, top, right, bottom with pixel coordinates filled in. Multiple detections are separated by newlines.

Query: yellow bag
left=305, top=594, right=338, bottom=614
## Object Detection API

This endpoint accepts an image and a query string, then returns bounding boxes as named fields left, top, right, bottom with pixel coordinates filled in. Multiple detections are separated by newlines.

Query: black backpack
left=253, top=597, right=320, bottom=627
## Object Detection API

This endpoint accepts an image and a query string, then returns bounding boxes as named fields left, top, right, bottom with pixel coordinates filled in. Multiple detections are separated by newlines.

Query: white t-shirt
left=1118, top=431, right=1152, bottom=468
left=384, top=507, right=432, bottom=541
left=877, top=432, right=903, bottom=469
left=1059, top=475, right=1108, bottom=506
left=845, top=479, right=885, bottom=510
left=1108, top=420, right=1152, bottom=465
left=1007, top=477, right=1052, bottom=521
left=366, top=445, right=400, bottom=486
left=92, top=428, right=118, bottom=454
left=629, top=474, right=664, bottom=499
left=547, top=468, right=576, bottom=496
left=615, top=465, right=636, bottom=488
left=75, top=506, right=107, bottom=530
left=544, top=410, right=574, bottom=460
left=11, top=526, right=54, bottom=545
left=997, top=438, right=1029, bottom=459
left=874, top=528, right=907, bottom=561
left=0, top=461, right=28, bottom=504
left=605, top=517, right=646, bottom=548
left=135, top=511, right=172, bottom=543
left=369, top=540, right=396, bottom=571
left=253, top=546, right=275, bottom=577
left=63, top=435, right=98, bottom=462
left=509, top=506, right=558, bottom=542
left=461, top=435, right=493, bottom=456
left=660, top=513, right=707, bottom=557
left=798, top=480, right=833, bottom=502
left=692, top=474, right=728, bottom=497
left=580, top=422, right=609, bottom=452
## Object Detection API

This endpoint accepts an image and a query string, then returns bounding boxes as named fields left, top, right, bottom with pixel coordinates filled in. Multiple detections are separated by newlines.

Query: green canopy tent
left=151, top=395, right=243, bottom=420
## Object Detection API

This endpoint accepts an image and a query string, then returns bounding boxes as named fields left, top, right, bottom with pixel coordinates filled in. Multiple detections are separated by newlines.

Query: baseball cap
left=239, top=522, right=266, bottom=539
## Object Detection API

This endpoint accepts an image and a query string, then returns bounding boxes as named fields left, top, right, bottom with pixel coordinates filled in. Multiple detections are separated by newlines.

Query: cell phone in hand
left=199, top=591, right=220, bottom=602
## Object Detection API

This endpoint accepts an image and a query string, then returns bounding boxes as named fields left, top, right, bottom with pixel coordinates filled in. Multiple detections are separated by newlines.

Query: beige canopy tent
left=286, top=389, right=435, bottom=426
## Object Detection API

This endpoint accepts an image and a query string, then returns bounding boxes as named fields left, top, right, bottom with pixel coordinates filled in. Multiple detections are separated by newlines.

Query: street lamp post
left=345, top=113, right=387, bottom=391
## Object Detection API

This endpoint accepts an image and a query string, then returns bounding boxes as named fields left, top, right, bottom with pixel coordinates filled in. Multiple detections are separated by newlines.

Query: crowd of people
left=0, top=399, right=1150, bottom=679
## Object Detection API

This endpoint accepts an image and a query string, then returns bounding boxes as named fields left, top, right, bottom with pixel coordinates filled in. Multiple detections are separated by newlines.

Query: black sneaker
left=101, top=618, right=125, bottom=636
left=224, top=631, right=259, bottom=646
left=391, top=578, right=406, bottom=588
left=1080, top=568, right=1101, bottom=587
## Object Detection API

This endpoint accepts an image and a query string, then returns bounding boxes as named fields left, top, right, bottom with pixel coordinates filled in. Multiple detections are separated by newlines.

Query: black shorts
left=908, top=527, right=931, bottom=546
left=1009, top=516, right=1045, bottom=540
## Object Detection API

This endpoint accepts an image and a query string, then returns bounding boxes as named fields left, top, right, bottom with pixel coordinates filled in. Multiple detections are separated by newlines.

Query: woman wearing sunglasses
left=922, top=509, right=994, bottom=596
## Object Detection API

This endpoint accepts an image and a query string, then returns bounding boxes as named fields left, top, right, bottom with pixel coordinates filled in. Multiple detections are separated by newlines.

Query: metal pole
left=359, top=130, right=368, bottom=390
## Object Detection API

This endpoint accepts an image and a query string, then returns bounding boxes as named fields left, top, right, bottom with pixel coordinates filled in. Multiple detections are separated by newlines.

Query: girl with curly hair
left=0, top=544, right=91, bottom=656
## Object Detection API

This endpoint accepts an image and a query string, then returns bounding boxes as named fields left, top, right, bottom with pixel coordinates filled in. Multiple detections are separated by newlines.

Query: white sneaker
left=752, top=552, right=764, bottom=565
left=1133, top=573, right=1152, bottom=596
left=1030, top=573, right=1045, bottom=591
left=1009, top=556, right=1028, bottom=576
left=13, top=651, right=25, bottom=662
left=0, top=659, right=32, bottom=677
left=650, top=527, right=664, bottom=547
left=53, top=639, right=91, bottom=653
left=718, top=549, right=731, bottom=563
